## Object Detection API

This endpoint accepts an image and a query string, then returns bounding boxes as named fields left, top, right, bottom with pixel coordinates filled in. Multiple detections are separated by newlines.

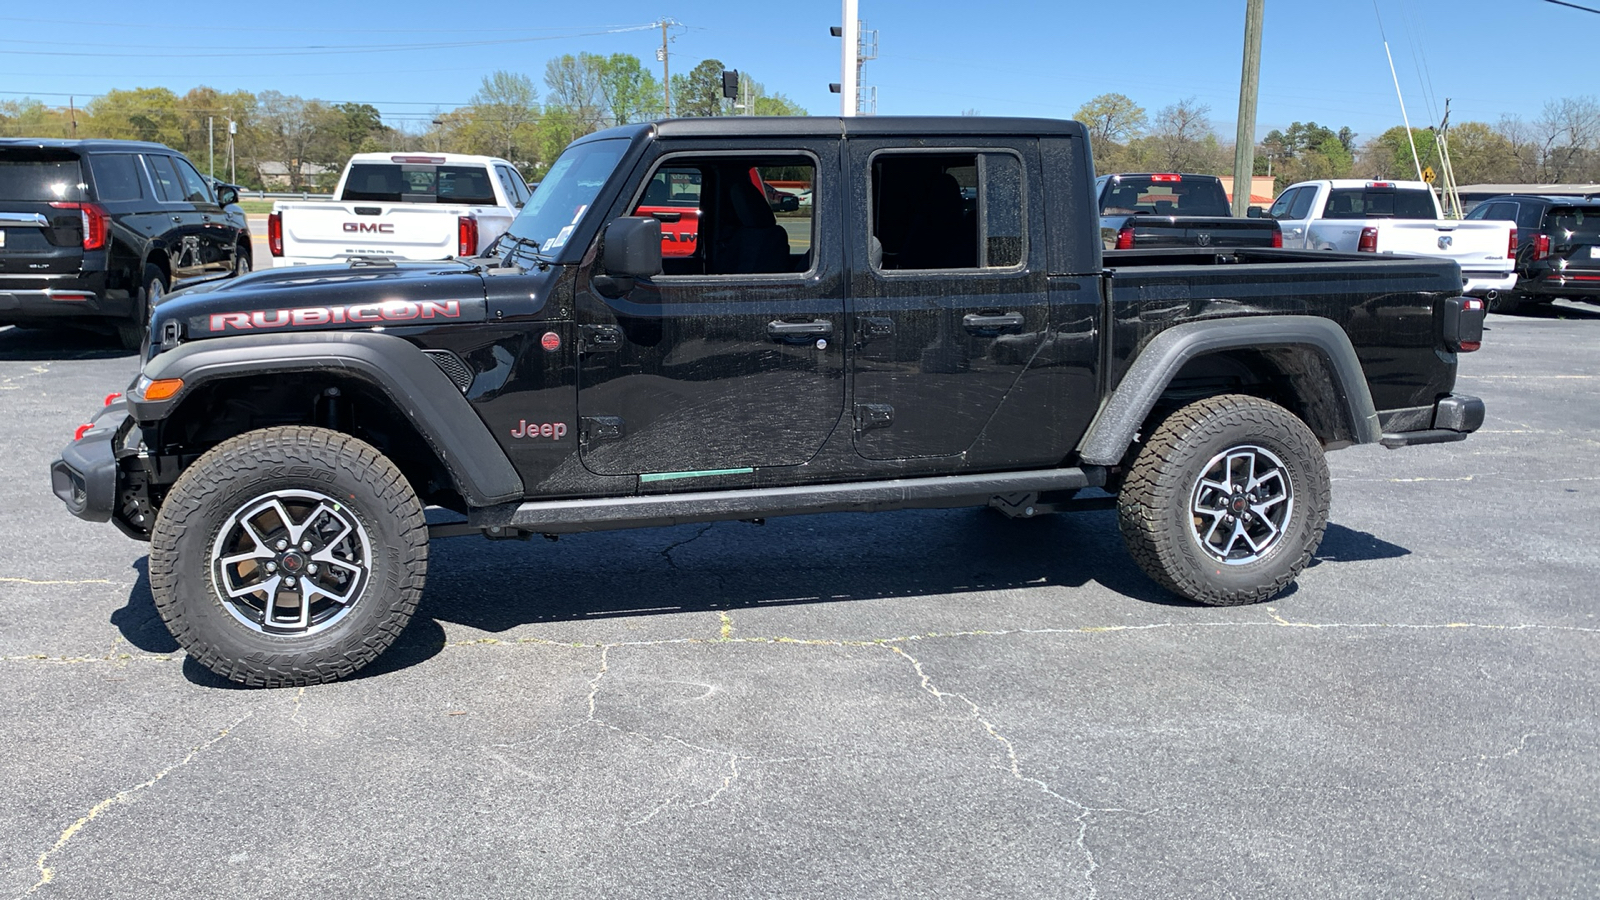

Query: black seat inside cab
left=710, top=168, right=790, bottom=274
left=899, top=171, right=977, bottom=269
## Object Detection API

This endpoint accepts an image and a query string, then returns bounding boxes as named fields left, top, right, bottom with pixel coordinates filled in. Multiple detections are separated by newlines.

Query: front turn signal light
left=137, top=377, right=184, bottom=401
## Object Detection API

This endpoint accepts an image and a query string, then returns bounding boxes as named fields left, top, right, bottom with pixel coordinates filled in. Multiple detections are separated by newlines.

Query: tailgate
left=278, top=202, right=469, bottom=260
left=1378, top=221, right=1513, bottom=272
left=0, top=150, right=87, bottom=276
left=1545, top=206, right=1600, bottom=273
left=1120, top=216, right=1277, bottom=249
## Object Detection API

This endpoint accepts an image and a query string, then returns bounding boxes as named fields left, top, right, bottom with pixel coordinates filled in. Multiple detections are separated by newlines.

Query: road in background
left=2, top=308, right=1596, bottom=898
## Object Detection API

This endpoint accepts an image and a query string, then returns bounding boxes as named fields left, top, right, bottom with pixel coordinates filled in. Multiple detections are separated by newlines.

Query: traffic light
left=721, top=70, right=739, bottom=100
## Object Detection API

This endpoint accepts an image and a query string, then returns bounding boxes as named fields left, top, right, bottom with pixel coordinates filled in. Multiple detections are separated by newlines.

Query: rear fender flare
left=1077, top=315, right=1380, bottom=466
left=133, top=331, right=523, bottom=507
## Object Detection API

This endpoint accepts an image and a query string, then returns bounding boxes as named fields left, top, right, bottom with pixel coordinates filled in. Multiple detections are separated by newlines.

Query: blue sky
left=2, top=1, right=1594, bottom=144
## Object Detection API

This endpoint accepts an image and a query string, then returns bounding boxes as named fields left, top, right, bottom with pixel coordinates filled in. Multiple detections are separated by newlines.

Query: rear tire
left=1118, top=394, right=1330, bottom=606
left=1488, top=292, right=1526, bottom=314
left=118, top=265, right=167, bottom=351
left=148, top=426, right=428, bottom=687
left=234, top=244, right=252, bottom=277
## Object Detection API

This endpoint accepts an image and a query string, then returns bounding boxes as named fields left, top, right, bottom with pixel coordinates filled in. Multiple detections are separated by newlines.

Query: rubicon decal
left=511, top=420, right=569, bottom=440
left=209, top=300, right=463, bottom=332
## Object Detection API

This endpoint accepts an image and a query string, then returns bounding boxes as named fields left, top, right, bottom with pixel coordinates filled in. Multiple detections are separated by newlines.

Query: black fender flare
left=1077, top=315, right=1381, bottom=466
left=132, top=331, right=523, bottom=507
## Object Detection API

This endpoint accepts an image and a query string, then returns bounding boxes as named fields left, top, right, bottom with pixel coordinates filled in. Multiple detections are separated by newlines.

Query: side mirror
left=593, top=216, right=662, bottom=298
left=774, top=195, right=800, bottom=213
left=1246, top=206, right=1265, bottom=219
left=216, top=184, right=239, bottom=207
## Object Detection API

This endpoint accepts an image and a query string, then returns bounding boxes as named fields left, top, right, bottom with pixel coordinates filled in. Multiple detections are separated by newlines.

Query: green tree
left=1074, top=92, right=1146, bottom=174
left=671, top=59, right=727, bottom=117
left=0, top=99, right=76, bottom=138
left=1359, top=126, right=1439, bottom=181
left=1441, top=122, right=1518, bottom=185
left=457, top=71, right=542, bottom=170
left=598, top=53, right=664, bottom=125
left=86, top=87, right=183, bottom=145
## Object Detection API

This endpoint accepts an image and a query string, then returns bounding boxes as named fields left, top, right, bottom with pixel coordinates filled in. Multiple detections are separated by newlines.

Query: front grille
left=423, top=349, right=473, bottom=392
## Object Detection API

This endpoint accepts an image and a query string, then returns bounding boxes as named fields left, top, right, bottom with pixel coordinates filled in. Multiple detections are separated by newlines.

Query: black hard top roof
left=0, top=138, right=176, bottom=153
left=578, top=116, right=1088, bottom=144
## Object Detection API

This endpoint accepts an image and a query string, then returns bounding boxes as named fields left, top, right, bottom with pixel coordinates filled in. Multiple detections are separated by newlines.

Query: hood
left=151, top=261, right=490, bottom=352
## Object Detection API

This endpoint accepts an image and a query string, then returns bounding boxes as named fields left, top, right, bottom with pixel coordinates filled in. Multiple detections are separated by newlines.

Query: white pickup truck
left=267, top=152, right=534, bottom=266
left=1269, top=179, right=1517, bottom=298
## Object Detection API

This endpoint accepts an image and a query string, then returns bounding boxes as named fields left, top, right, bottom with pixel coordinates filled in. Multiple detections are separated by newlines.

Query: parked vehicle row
left=0, top=139, right=251, bottom=349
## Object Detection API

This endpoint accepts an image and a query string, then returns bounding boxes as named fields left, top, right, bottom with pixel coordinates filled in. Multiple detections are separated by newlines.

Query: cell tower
left=830, top=1, right=878, bottom=116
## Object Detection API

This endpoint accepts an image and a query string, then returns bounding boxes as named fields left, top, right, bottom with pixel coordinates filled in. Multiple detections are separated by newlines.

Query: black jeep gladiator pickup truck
left=52, top=117, right=1486, bottom=686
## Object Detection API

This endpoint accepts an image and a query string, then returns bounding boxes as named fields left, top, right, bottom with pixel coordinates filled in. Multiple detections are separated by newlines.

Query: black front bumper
left=50, top=401, right=132, bottom=530
left=1380, top=394, right=1485, bottom=448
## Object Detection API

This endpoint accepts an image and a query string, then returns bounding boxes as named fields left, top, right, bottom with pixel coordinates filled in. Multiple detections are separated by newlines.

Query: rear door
left=0, top=147, right=87, bottom=285
left=1271, top=185, right=1318, bottom=248
left=844, top=137, right=1050, bottom=461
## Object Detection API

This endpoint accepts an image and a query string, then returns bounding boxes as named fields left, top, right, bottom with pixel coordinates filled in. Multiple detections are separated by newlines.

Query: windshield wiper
left=495, top=232, right=554, bottom=268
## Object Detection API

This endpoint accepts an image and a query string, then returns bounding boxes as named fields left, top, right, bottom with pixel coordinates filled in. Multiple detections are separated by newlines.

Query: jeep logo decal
left=510, top=420, right=568, bottom=440
left=344, top=222, right=395, bottom=234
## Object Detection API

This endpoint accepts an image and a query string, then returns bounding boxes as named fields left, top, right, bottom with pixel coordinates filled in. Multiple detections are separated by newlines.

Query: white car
left=268, top=152, right=534, bottom=266
left=1270, top=179, right=1517, bottom=297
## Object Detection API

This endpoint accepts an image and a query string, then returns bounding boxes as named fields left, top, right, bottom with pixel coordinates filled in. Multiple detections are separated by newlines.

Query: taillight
left=1508, top=227, right=1518, bottom=259
left=1357, top=227, right=1379, bottom=252
left=458, top=216, right=479, bottom=256
left=1114, top=226, right=1135, bottom=250
left=1443, top=296, right=1485, bottom=353
left=1533, top=233, right=1549, bottom=261
left=1271, top=225, right=1283, bottom=249
left=50, top=202, right=110, bottom=250
left=1149, top=173, right=1182, bottom=183
left=267, top=212, right=283, bottom=257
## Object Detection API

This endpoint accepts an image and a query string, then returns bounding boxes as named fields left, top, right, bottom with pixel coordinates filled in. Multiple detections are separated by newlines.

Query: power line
left=1544, top=0, right=1600, bottom=12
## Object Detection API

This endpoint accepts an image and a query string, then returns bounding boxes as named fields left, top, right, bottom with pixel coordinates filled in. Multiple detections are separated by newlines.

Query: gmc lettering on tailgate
left=343, top=222, right=395, bottom=233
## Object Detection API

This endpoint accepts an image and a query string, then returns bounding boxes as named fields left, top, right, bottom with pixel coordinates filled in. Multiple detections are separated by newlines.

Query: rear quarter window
left=0, top=153, right=85, bottom=201
left=87, top=154, right=145, bottom=202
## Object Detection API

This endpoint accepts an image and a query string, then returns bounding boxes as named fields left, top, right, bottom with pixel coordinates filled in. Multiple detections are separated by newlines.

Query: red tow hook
left=73, top=424, right=93, bottom=441
left=104, top=392, right=122, bottom=406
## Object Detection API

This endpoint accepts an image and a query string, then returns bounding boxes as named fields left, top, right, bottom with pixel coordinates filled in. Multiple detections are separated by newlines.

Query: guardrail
left=243, top=190, right=334, bottom=201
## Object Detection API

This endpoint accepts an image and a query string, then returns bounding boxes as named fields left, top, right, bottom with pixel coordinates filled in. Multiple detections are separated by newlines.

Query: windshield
left=1323, top=188, right=1436, bottom=219
left=1547, top=206, right=1600, bottom=239
left=503, top=138, right=628, bottom=259
left=1100, top=176, right=1231, bottom=217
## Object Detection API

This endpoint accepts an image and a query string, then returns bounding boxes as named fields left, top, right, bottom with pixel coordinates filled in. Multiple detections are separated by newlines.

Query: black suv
left=0, top=139, right=251, bottom=348
left=1466, top=194, right=1600, bottom=313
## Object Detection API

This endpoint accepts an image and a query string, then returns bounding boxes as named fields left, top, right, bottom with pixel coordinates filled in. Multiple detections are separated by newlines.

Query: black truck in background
left=1097, top=172, right=1282, bottom=250
left=53, top=117, right=1485, bottom=686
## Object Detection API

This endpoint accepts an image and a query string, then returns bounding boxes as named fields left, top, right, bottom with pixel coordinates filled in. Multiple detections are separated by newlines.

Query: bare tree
left=544, top=54, right=608, bottom=133
left=1132, top=97, right=1225, bottom=174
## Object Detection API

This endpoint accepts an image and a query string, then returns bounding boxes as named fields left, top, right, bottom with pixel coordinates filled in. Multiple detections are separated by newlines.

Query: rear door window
left=1516, top=203, right=1543, bottom=232
left=145, top=155, right=184, bottom=203
left=870, top=151, right=1025, bottom=270
left=1268, top=187, right=1300, bottom=219
left=87, top=154, right=145, bottom=202
left=1288, top=187, right=1317, bottom=220
left=0, top=152, right=84, bottom=201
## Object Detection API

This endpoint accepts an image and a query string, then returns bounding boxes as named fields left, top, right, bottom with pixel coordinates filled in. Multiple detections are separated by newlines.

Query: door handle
left=962, top=312, right=1024, bottom=333
left=581, top=324, right=623, bottom=350
left=767, top=319, right=834, bottom=341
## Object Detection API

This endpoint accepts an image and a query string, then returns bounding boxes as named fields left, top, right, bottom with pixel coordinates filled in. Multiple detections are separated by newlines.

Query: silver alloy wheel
left=210, top=489, right=373, bottom=635
left=1189, top=444, right=1295, bottom=566
left=147, top=278, right=164, bottom=304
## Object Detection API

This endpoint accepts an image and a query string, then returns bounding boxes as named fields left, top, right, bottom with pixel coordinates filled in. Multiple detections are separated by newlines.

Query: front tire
left=1118, top=394, right=1330, bottom=606
left=148, top=426, right=428, bottom=686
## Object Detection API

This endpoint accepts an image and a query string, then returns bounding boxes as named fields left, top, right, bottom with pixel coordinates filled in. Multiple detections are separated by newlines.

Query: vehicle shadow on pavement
left=110, top=517, right=1410, bottom=686
left=0, top=325, right=133, bottom=360
left=1497, top=303, right=1600, bottom=321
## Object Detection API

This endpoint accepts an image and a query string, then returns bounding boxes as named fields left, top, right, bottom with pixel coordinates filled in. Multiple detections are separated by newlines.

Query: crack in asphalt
left=24, top=710, right=255, bottom=897
left=656, top=523, right=715, bottom=572
left=888, top=644, right=1133, bottom=900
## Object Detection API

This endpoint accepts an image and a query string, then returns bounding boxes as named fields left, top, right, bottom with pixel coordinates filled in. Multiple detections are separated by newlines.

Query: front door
left=575, top=144, right=845, bottom=483
left=845, top=139, right=1052, bottom=461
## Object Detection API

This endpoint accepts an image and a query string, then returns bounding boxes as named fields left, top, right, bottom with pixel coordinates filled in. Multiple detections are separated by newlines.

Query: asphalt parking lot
left=2, top=307, right=1596, bottom=899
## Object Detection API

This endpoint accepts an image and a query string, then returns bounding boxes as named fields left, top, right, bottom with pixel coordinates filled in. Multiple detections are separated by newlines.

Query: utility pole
left=1231, top=0, right=1265, bottom=217
left=208, top=116, right=215, bottom=179
left=69, top=96, right=77, bottom=136
left=656, top=19, right=679, bottom=117
left=228, top=119, right=236, bottom=184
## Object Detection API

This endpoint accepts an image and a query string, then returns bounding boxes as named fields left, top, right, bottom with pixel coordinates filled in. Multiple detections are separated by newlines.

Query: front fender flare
left=133, top=331, right=523, bottom=507
left=1077, top=315, right=1380, bottom=466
